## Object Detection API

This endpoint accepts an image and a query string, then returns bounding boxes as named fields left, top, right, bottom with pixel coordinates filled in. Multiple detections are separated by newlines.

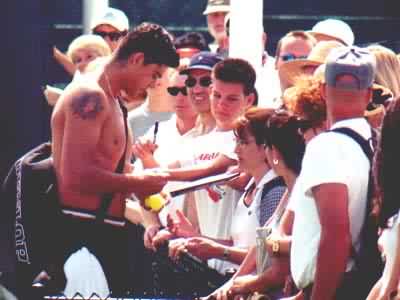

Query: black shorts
left=61, top=214, right=129, bottom=296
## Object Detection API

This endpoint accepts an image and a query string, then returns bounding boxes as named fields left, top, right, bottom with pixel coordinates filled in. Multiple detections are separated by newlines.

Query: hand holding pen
left=132, top=122, right=159, bottom=165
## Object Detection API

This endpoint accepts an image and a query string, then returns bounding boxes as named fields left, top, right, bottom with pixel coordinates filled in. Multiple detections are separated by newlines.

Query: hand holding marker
left=153, top=121, right=159, bottom=144
left=144, top=121, right=165, bottom=212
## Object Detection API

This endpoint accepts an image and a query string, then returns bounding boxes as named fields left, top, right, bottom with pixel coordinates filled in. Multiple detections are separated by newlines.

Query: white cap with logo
left=91, top=7, right=129, bottom=32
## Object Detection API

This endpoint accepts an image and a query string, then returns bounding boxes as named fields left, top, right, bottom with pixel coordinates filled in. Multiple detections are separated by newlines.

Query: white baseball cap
left=91, top=7, right=129, bottom=32
left=309, top=19, right=355, bottom=46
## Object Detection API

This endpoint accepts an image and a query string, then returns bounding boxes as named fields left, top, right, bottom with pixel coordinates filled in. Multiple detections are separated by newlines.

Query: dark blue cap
left=180, top=51, right=223, bottom=74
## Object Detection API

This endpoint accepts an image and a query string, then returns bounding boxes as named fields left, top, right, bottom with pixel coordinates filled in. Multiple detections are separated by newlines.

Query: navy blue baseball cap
left=180, top=51, right=223, bottom=74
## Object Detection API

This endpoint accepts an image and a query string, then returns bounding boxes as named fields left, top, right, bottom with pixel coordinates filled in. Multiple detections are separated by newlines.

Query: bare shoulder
left=63, top=83, right=109, bottom=121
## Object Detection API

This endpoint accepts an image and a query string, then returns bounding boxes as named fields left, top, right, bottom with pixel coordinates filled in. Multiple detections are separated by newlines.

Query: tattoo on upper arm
left=71, top=92, right=104, bottom=120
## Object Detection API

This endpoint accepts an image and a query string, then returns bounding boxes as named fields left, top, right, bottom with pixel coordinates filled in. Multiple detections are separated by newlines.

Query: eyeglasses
left=185, top=76, right=212, bottom=88
left=93, top=31, right=126, bottom=41
left=167, top=86, right=187, bottom=96
left=280, top=54, right=308, bottom=62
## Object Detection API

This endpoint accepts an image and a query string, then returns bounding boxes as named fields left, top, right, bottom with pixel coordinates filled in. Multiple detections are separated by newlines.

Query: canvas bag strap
left=96, top=100, right=129, bottom=221
left=329, top=127, right=374, bottom=262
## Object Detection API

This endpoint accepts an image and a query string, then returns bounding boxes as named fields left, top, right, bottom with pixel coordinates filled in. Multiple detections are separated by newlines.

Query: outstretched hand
left=167, top=209, right=198, bottom=238
left=183, top=237, right=220, bottom=260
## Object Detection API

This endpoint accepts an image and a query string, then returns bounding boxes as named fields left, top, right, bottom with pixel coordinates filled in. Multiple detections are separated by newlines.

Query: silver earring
left=273, top=159, right=279, bottom=165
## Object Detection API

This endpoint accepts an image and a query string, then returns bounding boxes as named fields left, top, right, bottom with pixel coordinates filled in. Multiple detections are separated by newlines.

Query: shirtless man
left=51, top=22, right=179, bottom=294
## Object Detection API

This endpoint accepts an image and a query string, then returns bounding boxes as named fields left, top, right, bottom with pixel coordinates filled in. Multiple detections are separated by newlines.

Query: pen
left=153, top=121, right=159, bottom=144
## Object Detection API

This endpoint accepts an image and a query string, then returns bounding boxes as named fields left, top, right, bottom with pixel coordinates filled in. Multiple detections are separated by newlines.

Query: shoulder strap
left=96, top=100, right=129, bottom=221
left=330, top=127, right=381, bottom=273
left=330, top=127, right=373, bottom=162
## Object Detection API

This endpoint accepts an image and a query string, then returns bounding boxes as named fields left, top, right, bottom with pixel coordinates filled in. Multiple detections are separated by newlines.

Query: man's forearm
left=311, top=233, right=351, bottom=300
left=232, top=245, right=257, bottom=279
left=168, top=158, right=234, bottom=181
left=167, top=164, right=219, bottom=181
left=53, top=47, right=76, bottom=75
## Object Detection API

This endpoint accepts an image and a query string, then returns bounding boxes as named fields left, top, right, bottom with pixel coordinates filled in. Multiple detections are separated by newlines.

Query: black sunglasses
left=185, top=76, right=212, bottom=88
left=280, top=53, right=308, bottom=62
left=167, top=86, right=187, bottom=96
left=93, top=31, right=126, bottom=41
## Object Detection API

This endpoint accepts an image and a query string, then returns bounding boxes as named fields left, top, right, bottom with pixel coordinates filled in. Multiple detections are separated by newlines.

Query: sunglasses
left=93, top=31, right=126, bottom=41
left=280, top=54, right=308, bottom=62
left=167, top=86, right=187, bottom=96
left=185, top=76, right=212, bottom=88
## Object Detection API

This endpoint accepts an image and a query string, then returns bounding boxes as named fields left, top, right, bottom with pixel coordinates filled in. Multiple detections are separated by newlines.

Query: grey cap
left=325, top=46, right=376, bottom=90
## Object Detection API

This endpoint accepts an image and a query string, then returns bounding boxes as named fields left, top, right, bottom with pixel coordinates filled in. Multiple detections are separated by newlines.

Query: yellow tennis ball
left=144, top=194, right=165, bottom=212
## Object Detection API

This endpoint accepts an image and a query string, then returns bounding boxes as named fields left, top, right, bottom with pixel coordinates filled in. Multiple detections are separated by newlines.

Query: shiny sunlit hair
left=67, top=34, right=111, bottom=63
left=368, top=45, right=400, bottom=98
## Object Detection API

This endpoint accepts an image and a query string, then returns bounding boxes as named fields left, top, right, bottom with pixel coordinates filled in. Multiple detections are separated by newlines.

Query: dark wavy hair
left=234, top=107, right=275, bottom=146
left=264, top=110, right=306, bottom=175
left=174, top=32, right=209, bottom=51
left=114, top=22, right=179, bottom=68
left=374, top=97, right=400, bottom=227
left=212, top=58, right=256, bottom=95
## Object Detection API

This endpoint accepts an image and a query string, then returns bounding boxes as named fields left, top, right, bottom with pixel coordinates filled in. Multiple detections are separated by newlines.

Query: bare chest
left=98, top=105, right=128, bottom=165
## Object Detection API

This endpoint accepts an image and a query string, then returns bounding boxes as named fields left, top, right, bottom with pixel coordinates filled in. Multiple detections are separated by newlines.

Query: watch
left=271, top=238, right=280, bottom=255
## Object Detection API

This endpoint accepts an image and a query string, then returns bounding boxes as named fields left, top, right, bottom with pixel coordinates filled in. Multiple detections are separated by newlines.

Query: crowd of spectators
left=2, top=1, right=400, bottom=300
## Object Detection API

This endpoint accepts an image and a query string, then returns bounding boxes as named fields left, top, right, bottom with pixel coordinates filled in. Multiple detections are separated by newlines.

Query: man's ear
left=320, top=83, right=327, bottom=100
left=128, top=52, right=145, bottom=66
left=246, top=92, right=256, bottom=108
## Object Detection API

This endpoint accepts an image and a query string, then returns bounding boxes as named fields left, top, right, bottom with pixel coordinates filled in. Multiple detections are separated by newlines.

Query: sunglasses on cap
left=185, top=76, right=212, bottom=88
left=93, top=31, right=126, bottom=41
left=167, top=86, right=188, bottom=96
left=280, top=54, right=308, bottom=62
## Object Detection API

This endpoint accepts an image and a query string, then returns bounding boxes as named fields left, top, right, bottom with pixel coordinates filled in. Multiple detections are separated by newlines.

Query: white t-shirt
left=291, top=118, right=371, bottom=289
left=179, top=129, right=241, bottom=273
left=128, top=101, right=173, bottom=140
left=137, top=116, right=199, bottom=226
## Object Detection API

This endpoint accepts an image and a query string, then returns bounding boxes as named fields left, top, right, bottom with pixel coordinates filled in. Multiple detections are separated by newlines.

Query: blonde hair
left=67, top=34, right=111, bottom=62
left=368, top=45, right=400, bottom=98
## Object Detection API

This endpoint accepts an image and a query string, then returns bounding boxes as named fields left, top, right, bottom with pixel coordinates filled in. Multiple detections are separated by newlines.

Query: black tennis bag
left=151, top=242, right=231, bottom=297
left=1, top=142, right=67, bottom=295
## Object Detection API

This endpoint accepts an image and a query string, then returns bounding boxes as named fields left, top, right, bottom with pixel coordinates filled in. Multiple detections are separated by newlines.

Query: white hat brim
left=203, top=5, right=230, bottom=15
